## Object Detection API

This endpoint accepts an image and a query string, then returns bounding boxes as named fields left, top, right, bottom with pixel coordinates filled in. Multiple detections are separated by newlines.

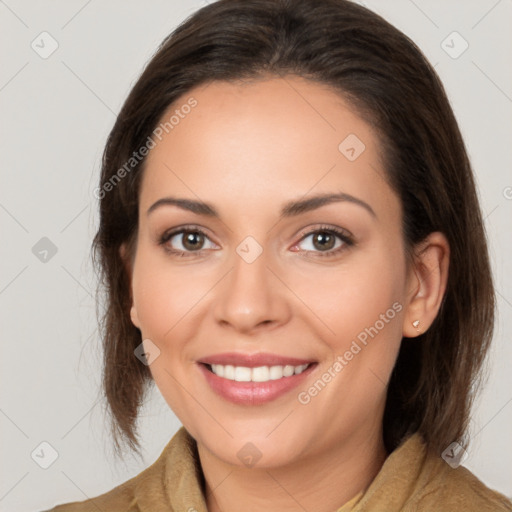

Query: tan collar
left=130, top=427, right=510, bottom=512
left=132, top=427, right=207, bottom=512
left=131, top=428, right=425, bottom=512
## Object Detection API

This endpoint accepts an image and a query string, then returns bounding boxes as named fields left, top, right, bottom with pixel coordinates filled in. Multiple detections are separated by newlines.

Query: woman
left=47, top=0, right=512, bottom=510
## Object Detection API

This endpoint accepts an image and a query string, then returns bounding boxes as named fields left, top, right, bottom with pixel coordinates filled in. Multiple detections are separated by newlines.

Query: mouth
left=197, top=353, right=317, bottom=405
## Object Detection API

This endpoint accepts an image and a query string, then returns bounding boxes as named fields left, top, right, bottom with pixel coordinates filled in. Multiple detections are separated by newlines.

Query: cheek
left=131, top=247, right=206, bottom=343
left=294, top=246, right=406, bottom=401
left=130, top=247, right=205, bottom=415
left=294, top=253, right=405, bottom=414
left=293, top=245, right=405, bottom=338
left=335, top=249, right=406, bottom=379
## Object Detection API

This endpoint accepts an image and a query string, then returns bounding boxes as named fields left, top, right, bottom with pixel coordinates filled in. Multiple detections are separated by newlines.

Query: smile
left=197, top=353, right=317, bottom=405
left=207, top=363, right=311, bottom=382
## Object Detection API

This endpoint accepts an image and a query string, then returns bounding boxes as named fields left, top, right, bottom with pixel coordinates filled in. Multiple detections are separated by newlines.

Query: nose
left=212, top=245, right=291, bottom=335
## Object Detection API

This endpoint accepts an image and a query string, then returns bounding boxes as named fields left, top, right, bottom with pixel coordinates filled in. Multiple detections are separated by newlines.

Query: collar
left=132, top=428, right=428, bottom=512
left=132, top=427, right=207, bottom=512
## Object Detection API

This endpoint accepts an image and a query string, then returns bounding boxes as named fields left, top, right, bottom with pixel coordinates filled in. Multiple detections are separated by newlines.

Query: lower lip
left=198, top=363, right=316, bottom=405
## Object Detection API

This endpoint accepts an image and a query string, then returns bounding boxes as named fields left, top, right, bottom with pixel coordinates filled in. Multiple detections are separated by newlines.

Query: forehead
left=139, top=76, right=397, bottom=219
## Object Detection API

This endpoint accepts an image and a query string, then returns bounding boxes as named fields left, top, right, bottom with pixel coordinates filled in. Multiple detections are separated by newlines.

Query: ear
left=119, top=242, right=141, bottom=329
left=402, top=232, right=450, bottom=338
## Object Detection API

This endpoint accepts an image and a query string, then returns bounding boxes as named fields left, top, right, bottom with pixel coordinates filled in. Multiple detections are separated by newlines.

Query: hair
left=91, top=0, right=495, bottom=458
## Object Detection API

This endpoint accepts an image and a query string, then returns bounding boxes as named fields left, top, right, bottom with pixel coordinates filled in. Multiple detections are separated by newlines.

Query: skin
left=123, top=75, right=449, bottom=512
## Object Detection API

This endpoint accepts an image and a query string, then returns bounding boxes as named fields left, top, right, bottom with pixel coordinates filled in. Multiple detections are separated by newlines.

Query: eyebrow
left=147, top=192, right=376, bottom=219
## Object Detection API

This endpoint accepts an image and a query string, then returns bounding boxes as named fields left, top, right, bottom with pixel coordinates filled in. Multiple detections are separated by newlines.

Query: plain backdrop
left=1, top=1, right=511, bottom=510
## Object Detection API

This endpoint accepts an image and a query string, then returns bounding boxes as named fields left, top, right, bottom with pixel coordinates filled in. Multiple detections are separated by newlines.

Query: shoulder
left=42, top=478, right=136, bottom=511
left=354, top=433, right=512, bottom=512
left=43, top=428, right=195, bottom=512
left=398, top=435, right=512, bottom=512
left=413, top=456, right=512, bottom=511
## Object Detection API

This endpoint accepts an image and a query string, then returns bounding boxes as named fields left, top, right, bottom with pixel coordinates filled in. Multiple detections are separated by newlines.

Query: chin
left=192, top=421, right=310, bottom=469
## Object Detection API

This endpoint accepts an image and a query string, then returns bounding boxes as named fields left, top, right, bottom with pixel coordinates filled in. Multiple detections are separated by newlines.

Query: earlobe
left=119, top=242, right=140, bottom=329
left=130, top=304, right=141, bottom=329
left=402, top=232, right=450, bottom=338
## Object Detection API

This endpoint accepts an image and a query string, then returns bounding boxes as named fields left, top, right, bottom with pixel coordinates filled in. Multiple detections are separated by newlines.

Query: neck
left=197, top=427, right=387, bottom=512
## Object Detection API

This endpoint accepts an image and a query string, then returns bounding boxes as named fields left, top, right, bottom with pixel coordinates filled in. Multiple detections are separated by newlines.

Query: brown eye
left=294, top=226, right=354, bottom=258
left=298, top=229, right=344, bottom=253
left=181, top=230, right=205, bottom=251
left=311, top=231, right=336, bottom=251
left=159, top=227, right=217, bottom=256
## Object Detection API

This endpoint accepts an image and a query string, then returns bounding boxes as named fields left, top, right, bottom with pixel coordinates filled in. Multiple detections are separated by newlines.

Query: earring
left=412, top=320, right=420, bottom=332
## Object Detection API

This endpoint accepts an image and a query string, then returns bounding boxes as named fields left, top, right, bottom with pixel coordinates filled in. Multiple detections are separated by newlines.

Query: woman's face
left=128, top=76, right=413, bottom=468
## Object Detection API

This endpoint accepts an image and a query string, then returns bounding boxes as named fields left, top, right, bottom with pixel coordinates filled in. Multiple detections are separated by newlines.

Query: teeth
left=269, top=365, right=283, bottom=380
left=224, top=365, right=235, bottom=380
left=283, top=365, right=295, bottom=377
left=234, top=366, right=251, bottom=382
left=211, top=364, right=224, bottom=378
left=209, top=363, right=310, bottom=382
left=252, top=366, right=269, bottom=382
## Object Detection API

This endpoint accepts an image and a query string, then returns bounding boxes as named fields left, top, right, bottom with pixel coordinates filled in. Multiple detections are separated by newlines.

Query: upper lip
left=198, top=352, right=316, bottom=368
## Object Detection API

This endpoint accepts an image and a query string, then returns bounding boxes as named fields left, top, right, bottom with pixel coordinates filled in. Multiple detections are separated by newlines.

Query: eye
left=158, top=224, right=354, bottom=258
left=159, top=226, right=217, bottom=256
left=292, top=225, right=354, bottom=258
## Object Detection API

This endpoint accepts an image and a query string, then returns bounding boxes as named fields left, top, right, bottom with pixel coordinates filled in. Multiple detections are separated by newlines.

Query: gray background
left=1, top=0, right=511, bottom=510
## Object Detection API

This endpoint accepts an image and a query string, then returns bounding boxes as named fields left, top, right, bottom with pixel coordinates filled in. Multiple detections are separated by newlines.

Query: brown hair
left=92, top=0, right=495, bottom=458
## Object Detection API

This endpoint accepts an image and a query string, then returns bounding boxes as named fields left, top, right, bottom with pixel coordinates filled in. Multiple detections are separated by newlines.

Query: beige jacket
left=46, top=427, right=512, bottom=512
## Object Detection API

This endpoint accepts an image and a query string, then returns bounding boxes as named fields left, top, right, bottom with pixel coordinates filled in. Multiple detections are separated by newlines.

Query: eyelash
left=158, top=224, right=354, bottom=259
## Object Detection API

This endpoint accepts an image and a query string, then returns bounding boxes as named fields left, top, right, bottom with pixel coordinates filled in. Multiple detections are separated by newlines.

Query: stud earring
left=412, top=320, right=420, bottom=332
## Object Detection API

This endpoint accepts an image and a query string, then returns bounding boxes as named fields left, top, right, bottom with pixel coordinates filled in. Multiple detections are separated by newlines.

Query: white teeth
left=234, top=366, right=252, bottom=382
left=211, top=364, right=224, bottom=377
left=298, top=364, right=308, bottom=373
left=208, top=363, right=310, bottom=382
left=269, top=365, right=283, bottom=380
left=283, top=365, right=295, bottom=377
left=252, top=366, right=270, bottom=382
left=224, top=365, right=235, bottom=380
